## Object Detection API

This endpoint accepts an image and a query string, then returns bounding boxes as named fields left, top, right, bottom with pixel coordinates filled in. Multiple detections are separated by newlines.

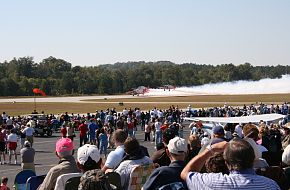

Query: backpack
left=78, top=169, right=116, bottom=190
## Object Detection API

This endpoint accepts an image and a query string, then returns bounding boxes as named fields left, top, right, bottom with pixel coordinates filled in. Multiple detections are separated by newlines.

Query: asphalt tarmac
left=0, top=124, right=191, bottom=188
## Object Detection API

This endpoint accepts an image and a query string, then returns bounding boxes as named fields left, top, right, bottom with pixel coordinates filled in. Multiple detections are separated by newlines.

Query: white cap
left=167, top=137, right=187, bottom=155
left=77, top=144, right=101, bottom=165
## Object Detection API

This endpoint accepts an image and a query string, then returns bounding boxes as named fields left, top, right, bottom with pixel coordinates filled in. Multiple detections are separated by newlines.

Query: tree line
left=0, top=56, right=289, bottom=96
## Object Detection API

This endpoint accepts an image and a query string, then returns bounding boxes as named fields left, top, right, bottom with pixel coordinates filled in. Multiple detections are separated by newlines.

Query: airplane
left=127, top=86, right=149, bottom=96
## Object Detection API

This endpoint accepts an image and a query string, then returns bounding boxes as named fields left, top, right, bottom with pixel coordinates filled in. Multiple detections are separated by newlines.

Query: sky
left=1, top=1, right=290, bottom=67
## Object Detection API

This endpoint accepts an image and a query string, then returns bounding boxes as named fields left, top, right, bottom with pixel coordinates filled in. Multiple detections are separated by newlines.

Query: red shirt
left=60, top=127, right=67, bottom=137
left=78, top=124, right=88, bottom=137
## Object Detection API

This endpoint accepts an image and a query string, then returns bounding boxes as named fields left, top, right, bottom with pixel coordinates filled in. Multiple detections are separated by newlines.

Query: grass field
left=0, top=93, right=290, bottom=116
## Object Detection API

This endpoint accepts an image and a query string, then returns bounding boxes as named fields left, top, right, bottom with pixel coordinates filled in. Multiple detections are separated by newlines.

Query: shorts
left=8, top=142, right=17, bottom=150
left=0, top=141, right=5, bottom=152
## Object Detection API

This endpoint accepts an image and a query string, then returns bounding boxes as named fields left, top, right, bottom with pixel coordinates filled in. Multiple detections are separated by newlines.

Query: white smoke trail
left=146, top=75, right=290, bottom=95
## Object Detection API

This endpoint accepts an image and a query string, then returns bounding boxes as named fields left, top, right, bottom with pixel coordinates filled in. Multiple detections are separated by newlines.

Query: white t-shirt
left=7, top=133, right=18, bottom=142
left=23, top=127, right=35, bottom=136
left=104, top=145, right=125, bottom=169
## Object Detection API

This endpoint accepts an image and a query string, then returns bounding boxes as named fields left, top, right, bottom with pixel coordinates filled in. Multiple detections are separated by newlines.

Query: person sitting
left=115, top=137, right=152, bottom=190
left=186, top=134, right=201, bottom=163
left=142, top=137, right=188, bottom=190
left=205, top=153, right=229, bottom=174
left=151, top=128, right=178, bottom=167
left=38, top=138, right=79, bottom=190
left=181, top=139, right=280, bottom=189
left=101, top=129, right=128, bottom=173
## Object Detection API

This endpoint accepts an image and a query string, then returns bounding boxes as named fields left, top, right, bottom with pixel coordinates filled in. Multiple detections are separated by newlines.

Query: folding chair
left=14, top=170, right=36, bottom=190
left=128, top=163, right=155, bottom=190
left=25, top=175, right=46, bottom=190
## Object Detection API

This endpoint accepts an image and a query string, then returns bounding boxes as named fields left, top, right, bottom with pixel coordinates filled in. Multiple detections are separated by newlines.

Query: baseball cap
left=56, top=138, right=74, bottom=153
left=167, top=137, right=187, bottom=155
left=24, top=141, right=31, bottom=147
left=213, top=125, right=224, bottom=135
left=77, top=144, right=101, bottom=165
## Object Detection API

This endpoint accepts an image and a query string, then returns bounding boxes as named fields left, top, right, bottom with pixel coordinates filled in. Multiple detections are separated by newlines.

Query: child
left=98, top=128, right=108, bottom=158
left=0, top=177, right=10, bottom=190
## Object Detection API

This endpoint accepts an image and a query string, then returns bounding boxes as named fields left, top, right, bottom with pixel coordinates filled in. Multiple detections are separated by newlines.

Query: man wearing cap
left=54, top=144, right=102, bottom=190
left=143, top=137, right=188, bottom=190
left=20, top=141, right=35, bottom=172
left=38, top=138, right=79, bottom=190
left=151, top=128, right=178, bottom=167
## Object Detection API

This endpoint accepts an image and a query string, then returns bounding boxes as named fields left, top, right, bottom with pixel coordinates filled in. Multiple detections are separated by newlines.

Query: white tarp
left=184, top=113, right=286, bottom=124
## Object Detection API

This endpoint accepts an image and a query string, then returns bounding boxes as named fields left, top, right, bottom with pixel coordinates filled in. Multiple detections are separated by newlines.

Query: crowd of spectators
left=0, top=102, right=290, bottom=189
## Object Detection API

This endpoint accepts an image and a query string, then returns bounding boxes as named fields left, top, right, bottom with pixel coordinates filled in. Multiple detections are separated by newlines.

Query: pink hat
left=56, top=138, right=74, bottom=153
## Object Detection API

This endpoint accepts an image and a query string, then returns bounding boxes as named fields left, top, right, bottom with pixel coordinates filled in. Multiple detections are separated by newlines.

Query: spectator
left=143, top=137, right=188, bottom=189
left=20, top=141, right=35, bottom=172
left=38, top=138, right=79, bottom=190
left=115, top=137, right=152, bottom=190
left=205, top=153, right=229, bottom=174
left=77, top=144, right=102, bottom=173
left=66, top=123, right=75, bottom=141
left=60, top=125, right=67, bottom=138
left=22, top=124, right=34, bottom=147
left=88, top=119, right=98, bottom=145
left=98, top=128, right=108, bottom=158
left=0, top=127, right=6, bottom=165
left=7, top=129, right=18, bottom=164
left=0, top=177, right=10, bottom=190
left=186, top=135, right=201, bottom=163
left=78, top=121, right=88, bottom=147
left=151, top=128, right=177, bottom=167
left=282, top=122, right=290, bottom=150
left=101, top=129, right=127, bottom=172
left=181, top=139, right=280, bottom=189
left=144, top=121, right=151, bottom=141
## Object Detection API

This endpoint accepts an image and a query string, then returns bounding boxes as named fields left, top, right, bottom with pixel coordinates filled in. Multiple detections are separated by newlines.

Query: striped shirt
left=186, top=169, right=280, bottom=190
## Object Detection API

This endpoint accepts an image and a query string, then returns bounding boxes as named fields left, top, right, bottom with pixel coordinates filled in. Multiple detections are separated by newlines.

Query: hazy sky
left=1, top=1, right=289, bottom=66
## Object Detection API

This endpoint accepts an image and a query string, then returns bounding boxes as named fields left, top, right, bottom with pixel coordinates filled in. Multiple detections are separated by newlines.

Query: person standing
left=20, top=141, right=35, bottom=172
left=144, top=121, right=151, bottom=141
left=98, top=128, right=108, bottom=158
left=78, top=121, right=88, bottom=147
left=22, top=124, right=34, bottom=147
left=66, top=123, right=75, bottom=141
left=0, top=127, right=7, bottom=165
left=7, top=130, right=18, bottom=164
left=88, top=119, right=98, bottom=145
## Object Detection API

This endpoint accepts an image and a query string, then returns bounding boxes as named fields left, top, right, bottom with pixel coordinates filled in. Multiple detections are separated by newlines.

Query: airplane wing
left=184, top=113, right=285, bottom=124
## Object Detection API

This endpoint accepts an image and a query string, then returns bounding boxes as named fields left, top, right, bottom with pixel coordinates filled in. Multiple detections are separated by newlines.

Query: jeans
left=155, top=130, right=162, bottom=147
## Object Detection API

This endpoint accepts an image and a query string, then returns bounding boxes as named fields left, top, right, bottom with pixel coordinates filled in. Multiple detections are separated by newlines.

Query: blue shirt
left=88, top=122, right=98, bottom=135
left=186, top=168, right=280, bottom=190
left=143, top=160, right=188, bottom=190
